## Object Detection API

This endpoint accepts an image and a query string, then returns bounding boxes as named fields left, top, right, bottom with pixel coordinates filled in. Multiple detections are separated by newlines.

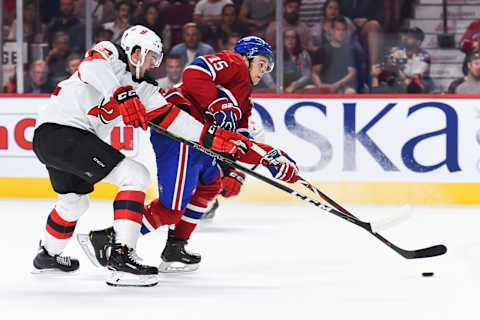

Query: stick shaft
left=148, top=122, right=446, bottom=259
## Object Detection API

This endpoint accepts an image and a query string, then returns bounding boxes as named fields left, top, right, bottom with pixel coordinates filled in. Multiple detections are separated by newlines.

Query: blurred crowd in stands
left=2, top=0, right=480, bottom=94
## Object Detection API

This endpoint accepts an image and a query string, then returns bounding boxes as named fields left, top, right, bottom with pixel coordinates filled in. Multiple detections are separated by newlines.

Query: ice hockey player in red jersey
left=80, top=36, right=300, bottom=273
left=31, top=25, right=251, bottom=287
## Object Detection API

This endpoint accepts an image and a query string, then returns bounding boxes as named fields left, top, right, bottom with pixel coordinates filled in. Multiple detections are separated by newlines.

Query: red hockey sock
left=173, top=219, right=197, bottom=241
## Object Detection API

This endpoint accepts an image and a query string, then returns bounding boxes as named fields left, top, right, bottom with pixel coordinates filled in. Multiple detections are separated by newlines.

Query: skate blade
left=31, top=268, right=78, bottom=276
left=76, top=233, right=103, bottom=268
left=106, top=270, right=159, bottom=287
left=159, top=261, right=199, bottom=273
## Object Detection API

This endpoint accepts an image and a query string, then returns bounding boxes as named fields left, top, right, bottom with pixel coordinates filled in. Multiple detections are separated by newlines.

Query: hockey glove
left=200, top=124, right=249, bottom=157
left=114, top=85, right=146, bottom=129
left=221, top=169, right=246, bottom=198
left=207, top=98, right=242, bottom=131
left=260, top=149, right=299, bottom=183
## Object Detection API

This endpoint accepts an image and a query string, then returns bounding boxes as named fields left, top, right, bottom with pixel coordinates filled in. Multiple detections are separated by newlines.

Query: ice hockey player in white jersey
left=31, top=25, right=251, bottom=287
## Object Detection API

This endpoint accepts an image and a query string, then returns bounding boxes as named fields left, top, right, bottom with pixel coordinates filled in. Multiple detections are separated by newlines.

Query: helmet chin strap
left=135, top=60, right=141, bottom=79
left=128, top=51, right=145, bottom=80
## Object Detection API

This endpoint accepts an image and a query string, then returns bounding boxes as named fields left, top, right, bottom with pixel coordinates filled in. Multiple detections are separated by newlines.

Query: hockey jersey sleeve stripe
left=185, top=56, right=216, bottom=80
left=216, top=85, right=239, bottom=106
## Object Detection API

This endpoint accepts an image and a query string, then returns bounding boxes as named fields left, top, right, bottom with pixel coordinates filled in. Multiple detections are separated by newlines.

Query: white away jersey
left=36, top=41, right=168, bottom=140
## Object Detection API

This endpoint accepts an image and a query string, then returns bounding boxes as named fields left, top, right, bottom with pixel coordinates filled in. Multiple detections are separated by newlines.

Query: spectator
left=74, top=0, right=116, bottom=27
left=299, top=0, right=324, bottom=28
left=7, top=0, right=46, bottom=43
left=193, top=0, right=233, bottom=27
left=310, top=0, right=356, bottom=51
left=103, top=1, right=132, bottom=44
left=220, top=33, right=242, bottom=51
left=24, top=60, right=56, bottom=94
left=135, top=3, right=172, bottom=52
left=460, top=18, right=480, bottom=54
left=162, top=0, right=195, bottom=47
left=238, top=0, right=276, bottom=38
left=94, top=27, right=114, bottom=43
left=262, top=29, right=312, bottom=93
left=216, top=4, right=250, bottom=50
left=65, top=53, right=82, bottom=77
left=170, top=23, right=215, bottom=66
left=447, top=77, right=466, bottom=94
left=265, top=0, right=311, bottom=49
left=339, top=0, right=384, bottom=65
left=311, top=17, right=356, bottom=93
left=456, top=52, right=480, bottom=94
left=156, top=54, right=184, bottom=91
left=45, top=0, right=86, bottom=54
left=370, top=60, right=406, bottom=94
left=388, top=27, right=433, bottom=93
left=45, top=32, right=71, bottom=85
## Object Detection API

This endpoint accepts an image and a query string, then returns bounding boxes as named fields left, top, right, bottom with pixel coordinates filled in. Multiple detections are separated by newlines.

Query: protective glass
left=149, top=51, right=163, bottom=67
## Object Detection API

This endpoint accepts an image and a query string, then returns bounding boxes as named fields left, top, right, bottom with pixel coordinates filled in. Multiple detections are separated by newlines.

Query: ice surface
left=0, top=198, right=478, bottom=320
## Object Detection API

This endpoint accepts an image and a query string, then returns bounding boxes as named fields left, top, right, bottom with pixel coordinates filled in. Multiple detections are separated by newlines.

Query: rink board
left=1, top=94, right=480, bottom=205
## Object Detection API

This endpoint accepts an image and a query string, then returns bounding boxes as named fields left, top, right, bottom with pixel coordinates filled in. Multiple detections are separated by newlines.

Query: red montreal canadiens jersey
left=164, top=50, right=253, bottom=136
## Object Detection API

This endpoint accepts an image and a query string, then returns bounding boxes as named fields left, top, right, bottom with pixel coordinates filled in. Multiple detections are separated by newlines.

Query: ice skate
left=32, top=242, right=79, bottom=274
left=77, top=227, right=115, bottom=267
left=106, top=243, right=159, bottom=287
left=200, top=198, right=219, bottom=221
left=159, top=229, right=201, bottom=273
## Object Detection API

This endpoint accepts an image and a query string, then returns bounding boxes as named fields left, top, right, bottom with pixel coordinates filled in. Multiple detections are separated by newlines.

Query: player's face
left=249, top=55, right=271, bottom=85
left=138, top=51, right=162, bottom=77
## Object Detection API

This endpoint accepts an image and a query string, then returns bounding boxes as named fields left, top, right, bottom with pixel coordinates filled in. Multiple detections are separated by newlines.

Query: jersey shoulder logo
left=88, top=98, right=120, bottom=124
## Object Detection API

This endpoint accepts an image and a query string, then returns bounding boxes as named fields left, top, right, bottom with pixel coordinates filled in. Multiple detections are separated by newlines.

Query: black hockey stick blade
left=147, top=122, right=447, bottom=259
left=406, top=244, right=447, bottom=259
left=374, top=233, right=447, bottom=259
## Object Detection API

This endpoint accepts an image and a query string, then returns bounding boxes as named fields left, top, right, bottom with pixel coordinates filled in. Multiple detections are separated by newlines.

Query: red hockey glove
left=260, top=149, right=299, bottom=183
left=221, top=169, right=245, bottom=198
left=207, top=98, right=242, bottom=131
left=200, top=124, right=249, bottom=156
left=113, top=85, right=146, bottom=129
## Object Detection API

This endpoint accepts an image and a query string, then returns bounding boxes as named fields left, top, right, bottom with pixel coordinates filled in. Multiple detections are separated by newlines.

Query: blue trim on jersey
left=189, top=57, right=213, bottom=78
left=184, top=208, right=204, bottom=220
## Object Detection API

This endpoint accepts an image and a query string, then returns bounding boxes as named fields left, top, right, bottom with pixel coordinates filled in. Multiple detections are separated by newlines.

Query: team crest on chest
left=88, top=98, right=120, bottom=124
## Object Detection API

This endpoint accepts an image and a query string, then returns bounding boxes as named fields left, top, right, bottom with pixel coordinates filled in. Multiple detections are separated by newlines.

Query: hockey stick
left=296, top=179, right=412, bottom=233
left=247, top=144, right=412, bottom=233
left=148, top=122, right=446, bottom=259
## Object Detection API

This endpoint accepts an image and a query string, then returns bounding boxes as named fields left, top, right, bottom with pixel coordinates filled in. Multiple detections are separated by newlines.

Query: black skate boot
left=77, top=227, right=115, bottom=267
left=159, top=229, right=201, bottom=273
left=32, top=242, right=79, bottom=273
left=106, top=243, right=159, bottom=287
left=200, top=198, right=219, bottom=221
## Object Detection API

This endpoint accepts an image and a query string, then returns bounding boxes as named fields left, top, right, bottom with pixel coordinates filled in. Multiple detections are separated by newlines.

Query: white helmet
left=121, top=25, right=163, bottom=78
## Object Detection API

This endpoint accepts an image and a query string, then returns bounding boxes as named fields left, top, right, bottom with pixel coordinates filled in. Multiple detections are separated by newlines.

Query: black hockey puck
left=422, top=272, right=434, bottom=277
